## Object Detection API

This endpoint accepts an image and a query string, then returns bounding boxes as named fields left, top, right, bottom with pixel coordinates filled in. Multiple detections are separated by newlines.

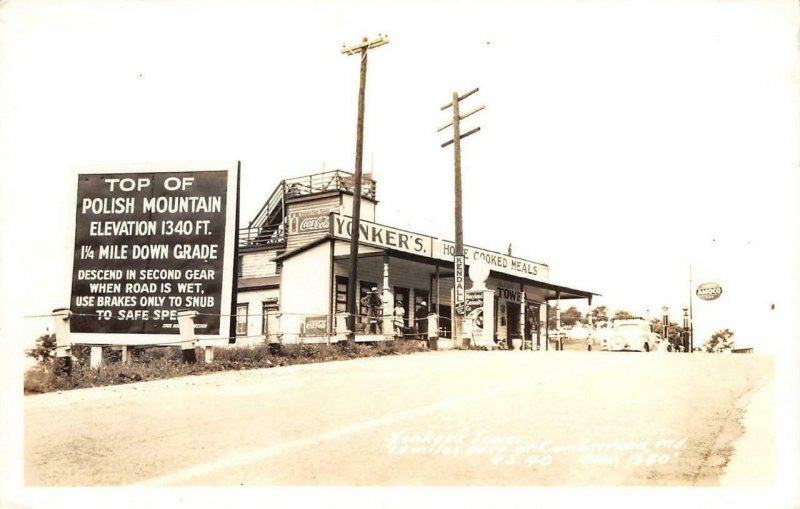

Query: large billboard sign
left=70, top=167, right=239, bottom=344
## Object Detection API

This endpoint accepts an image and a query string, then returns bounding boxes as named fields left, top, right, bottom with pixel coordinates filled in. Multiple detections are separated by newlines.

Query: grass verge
left=24, top=341, right=429, bottom=395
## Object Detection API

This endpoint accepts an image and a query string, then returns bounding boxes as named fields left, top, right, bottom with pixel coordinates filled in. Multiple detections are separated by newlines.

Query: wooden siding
left=241, top=250, right=278, bottom=279
left=285, top=196, right=340, bottom=251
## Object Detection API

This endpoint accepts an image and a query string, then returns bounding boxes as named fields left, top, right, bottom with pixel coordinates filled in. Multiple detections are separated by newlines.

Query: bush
left=26, top=333, right=56, bottom=363
left=703, top=329, right=735, bottom=353
left=23, top=340, right=430, bottom=394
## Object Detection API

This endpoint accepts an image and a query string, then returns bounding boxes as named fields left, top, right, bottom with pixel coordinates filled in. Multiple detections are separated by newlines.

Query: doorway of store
left=507, top=302, right=521, bottom=349
left=525, top=302, right=541, bottom=350
left=393, top=287, right=410, bottom=331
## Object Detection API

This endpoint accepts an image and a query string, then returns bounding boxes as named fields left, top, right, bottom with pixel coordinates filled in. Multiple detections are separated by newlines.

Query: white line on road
left=133, top=355, right=638, bottom=486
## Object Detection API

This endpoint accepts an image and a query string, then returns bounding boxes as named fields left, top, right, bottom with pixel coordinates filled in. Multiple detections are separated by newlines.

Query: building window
left=335, top=276, right=348, bottom=313
left=262, top=301, right=278, bottom=339
left=236, top=303, right=248, bottom=336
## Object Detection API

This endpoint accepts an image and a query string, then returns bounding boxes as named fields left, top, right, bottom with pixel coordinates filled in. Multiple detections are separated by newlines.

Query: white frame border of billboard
left=67, top=162, right=239, bottom=346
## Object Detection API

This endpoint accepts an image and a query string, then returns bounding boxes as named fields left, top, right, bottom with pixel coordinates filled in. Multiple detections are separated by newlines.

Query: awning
left=237, top=276, right=280, bottom=290
left=277, top=235, right=600, bottom=301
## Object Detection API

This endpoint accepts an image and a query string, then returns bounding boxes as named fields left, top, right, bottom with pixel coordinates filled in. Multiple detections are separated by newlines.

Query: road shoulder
left=719, top=379, right=775, bottom=487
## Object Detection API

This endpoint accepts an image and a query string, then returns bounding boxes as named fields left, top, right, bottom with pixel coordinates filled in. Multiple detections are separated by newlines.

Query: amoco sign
left=696, top=282, right=723, bottom=301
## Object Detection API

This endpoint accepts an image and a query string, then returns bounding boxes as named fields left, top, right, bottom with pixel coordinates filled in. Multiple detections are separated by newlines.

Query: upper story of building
left=238, top=170, right=377, bottom=279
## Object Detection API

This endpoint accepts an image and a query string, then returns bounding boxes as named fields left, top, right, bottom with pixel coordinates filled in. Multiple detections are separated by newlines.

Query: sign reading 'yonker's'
left=330, top=213, right=433, bottom=257
left=70, top=170, right=237, bottom=337
left=329, top=212, right=549, bottom=283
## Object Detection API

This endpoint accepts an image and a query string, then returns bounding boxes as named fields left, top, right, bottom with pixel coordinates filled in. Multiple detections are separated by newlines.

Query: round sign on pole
left=696, top=282, right=723, bottom=301
left=468, top=259, right=490, bottom=291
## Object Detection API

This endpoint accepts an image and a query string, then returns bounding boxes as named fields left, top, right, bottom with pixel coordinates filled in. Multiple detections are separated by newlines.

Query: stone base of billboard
left=90, top=346, right=103, bottom=369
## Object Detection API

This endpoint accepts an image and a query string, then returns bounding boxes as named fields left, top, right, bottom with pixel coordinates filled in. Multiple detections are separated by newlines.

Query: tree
left=590, top=305, right=608, bottom=325
left=546, top=305, right=583, bottom=329
left=560, top=306, right=583, bottom=328
left=547, top=306, right=557, bottom=329
left=704, top=329, right=735, bottom=353
left=612, top=310, right=636, bottom=321
left=27, top=333, right=56, bottom=363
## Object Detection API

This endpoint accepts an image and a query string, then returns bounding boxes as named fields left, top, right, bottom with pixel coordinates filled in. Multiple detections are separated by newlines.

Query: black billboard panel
left=70, top=169, right=237, bottom=339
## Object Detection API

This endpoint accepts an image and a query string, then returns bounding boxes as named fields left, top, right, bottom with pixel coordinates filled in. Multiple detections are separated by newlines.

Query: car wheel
left=644, top=342, right=650, bottom=352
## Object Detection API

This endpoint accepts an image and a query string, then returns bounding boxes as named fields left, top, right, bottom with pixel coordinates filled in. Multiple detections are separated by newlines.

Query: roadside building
left=235, top=170, right=598, bottom=349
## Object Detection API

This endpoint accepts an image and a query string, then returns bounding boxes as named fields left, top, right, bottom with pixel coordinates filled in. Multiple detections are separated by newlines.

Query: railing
left=249, top=182, right=286, bottom=229
left=238, top=225, right=286, bottom=250
left=249, top=170, right=377, bottom=231
left=283, top=170, right=376, bottom=201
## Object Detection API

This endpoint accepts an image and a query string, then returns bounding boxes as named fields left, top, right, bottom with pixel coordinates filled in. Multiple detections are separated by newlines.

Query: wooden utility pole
left=688, top=264, right=694, bottom=352
left=439, top=88, right=483, bottom=348
left=341, top=34, right=389, bottom=343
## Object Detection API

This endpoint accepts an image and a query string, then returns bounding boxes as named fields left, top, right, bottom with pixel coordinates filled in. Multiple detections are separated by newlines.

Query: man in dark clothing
left=415, top=300, right=429, bottom=338
left=360, top=286, right=382, bottom=334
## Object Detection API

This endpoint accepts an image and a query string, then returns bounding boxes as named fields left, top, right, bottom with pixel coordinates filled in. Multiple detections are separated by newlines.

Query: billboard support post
left=52, top=308, right=72, bottom=375
left=178, top=309, right=198, bottom=364
left=90, top=347, right=103, bottom=370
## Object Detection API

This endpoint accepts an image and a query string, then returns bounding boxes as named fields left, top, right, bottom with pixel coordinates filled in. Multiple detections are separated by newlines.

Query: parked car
left=603, top=318, right=659, bottom=352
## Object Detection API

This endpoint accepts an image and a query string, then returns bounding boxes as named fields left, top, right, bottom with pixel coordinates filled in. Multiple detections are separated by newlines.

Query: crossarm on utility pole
left=437, top=105, right=485, bottom=132
left=440, top=87, right=479, bottom=110
left=441, top=127, right=481, bottom=148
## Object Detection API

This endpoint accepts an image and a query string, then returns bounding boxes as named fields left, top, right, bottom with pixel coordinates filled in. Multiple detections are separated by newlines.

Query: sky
left=0, top=0, right=798, bottom=355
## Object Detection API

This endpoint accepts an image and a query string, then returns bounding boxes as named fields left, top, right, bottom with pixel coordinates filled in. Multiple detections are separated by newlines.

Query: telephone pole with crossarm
left=439, top=87, right=484, bottom=348
left=341, top=34, right=389, bottom=343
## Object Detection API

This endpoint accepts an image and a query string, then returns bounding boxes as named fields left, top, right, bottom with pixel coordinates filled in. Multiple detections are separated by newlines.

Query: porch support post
left=545, top=302, right=550, bottom=351
left=519, top=282, right=526, bottom=351
left=381, top=254, right=393, bottom=337
left=587, top=295, right=593, bottom=351
left=556, top=292, right=562, bottom=351
left=434, top=265, right=440, bottom=314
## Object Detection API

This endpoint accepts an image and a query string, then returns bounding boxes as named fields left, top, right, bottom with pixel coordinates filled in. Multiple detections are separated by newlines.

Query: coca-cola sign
left=299, top=215, right=329, bottom=232
left=288, top=208, right=332, bottom=234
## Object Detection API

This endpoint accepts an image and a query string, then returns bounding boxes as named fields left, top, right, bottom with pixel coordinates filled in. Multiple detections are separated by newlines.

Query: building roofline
left=273, top=237, right=331, bottom=262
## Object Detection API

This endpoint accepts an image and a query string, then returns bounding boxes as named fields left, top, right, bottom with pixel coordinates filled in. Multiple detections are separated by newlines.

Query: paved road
left=24, top=350, right=773, bottom=486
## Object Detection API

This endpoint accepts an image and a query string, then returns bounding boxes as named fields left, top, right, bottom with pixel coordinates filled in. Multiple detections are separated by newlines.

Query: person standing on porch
left=415, top=300, right=428, bottom=338
left=360, top=287, right=382, bottom=334
left=393, top=300, right=405, bottom=338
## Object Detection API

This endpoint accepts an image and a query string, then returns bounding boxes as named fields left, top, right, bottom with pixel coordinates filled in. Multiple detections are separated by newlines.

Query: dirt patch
left=691, top=375, right=772, bottom=485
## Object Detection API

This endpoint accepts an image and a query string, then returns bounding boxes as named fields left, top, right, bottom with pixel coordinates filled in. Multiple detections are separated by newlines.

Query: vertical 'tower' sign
left=70, top=169, right=238, bottom=341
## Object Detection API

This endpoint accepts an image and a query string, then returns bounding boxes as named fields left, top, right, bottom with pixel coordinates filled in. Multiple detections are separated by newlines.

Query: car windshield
left=616, top=324, right=646, bottom=337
